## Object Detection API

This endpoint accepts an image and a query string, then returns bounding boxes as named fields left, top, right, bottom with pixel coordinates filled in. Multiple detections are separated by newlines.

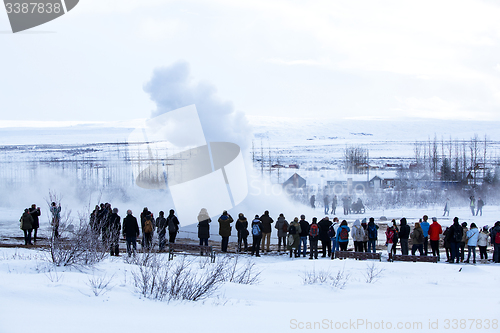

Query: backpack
left=339, top=227, right=348, bottom=241
left=327, top=225, right=336, bottom=238
left=252, top=224, right=261, bottom=236
left=288, top=224, right=297, bottom=235
left=309, top=224, right=319, bottom=238
left=282, top=222, right=288, bottom=233
left=144, top=217, right=153, bottom=234
left=495, top=231, right=500, bottom=244
left=368, top=225, right=377, bottom=239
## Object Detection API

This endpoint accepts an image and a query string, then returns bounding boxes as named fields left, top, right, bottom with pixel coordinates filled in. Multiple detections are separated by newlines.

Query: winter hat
left=483, top=226, right=489, bottom=231
left=462, top=222, right=467, bottom=227
left=432, top=217, right=437, bottom=222
left=294, top=217, right=299, bottom=222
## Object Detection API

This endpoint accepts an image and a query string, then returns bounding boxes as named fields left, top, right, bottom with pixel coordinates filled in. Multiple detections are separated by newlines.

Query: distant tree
left=440, top=158, right=452, bottom=181
left=344, top=146, right=369, bottom=174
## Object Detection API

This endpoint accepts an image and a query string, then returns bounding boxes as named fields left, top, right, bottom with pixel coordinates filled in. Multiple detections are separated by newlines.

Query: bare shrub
left=302, top=266, right=350, bottom=289
left=87, top=272, right=115, bottom=296
left=364, top=262, right=384, bottom=284
left=44, top=268, right=63, bottom=283
left=225, top=256, right=261, bottom=285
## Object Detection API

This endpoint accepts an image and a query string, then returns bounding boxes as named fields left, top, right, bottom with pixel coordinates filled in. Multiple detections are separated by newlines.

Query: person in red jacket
left=428, top=217, right=443, bottom=261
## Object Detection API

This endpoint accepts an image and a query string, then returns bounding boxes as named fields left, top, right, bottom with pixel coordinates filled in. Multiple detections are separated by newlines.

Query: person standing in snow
left=235, top=213, right=249, bottom=253
left=459, top=222, right=468, bottom=262
left=336, top=220, right=350, bottom=251
left=323, top=194, right=329, bottom=215
left=476, top=197, right=485, bottom=216
left=367, top=217, right=379, bottom=253
left=465, top=223, right=479, bottom=264
left=250, top=215, right=263, bottom=257
left=490, top=221, right=500, bottom=263
left=155, top=211, right=167, bottom=251
left=443, top=198, right=450, bottom=217
left=122, top=210, right=140, bottom=257
left=274, top=213, right=289, bottom=254
left=420, top=215, right=430, bottom=256
left=308, top=217, right=319, bottom=259
left=108, top=208, right=121, bottom=256
left=20, top=208, right=34, bottom=245
left=167, top=209, right=180, bottom=244
left=259, top=210, right=273, bottom=253
left=218, top=210, right=233, bottom=253
left=428, top=217, right=443, bottom=260
left=287, top=217, right=301, bottom=258
left=310, top=195, right=316, bottom=209
left=197, top=208, right=211, bottom=247
left=50, top=202, right=61, bottom=238
left=298, top=215, right=310, bottom=257
left=410, top=222, right=424, bottom=256
left=399, top=218, right=410, bottom=255
left=351, top=219, right=365, bottom=252
left=477, top=226, right=489, bottom=263
left=385, top=223, right=396, bottom=261
left=331, top=195, right=337, bottom=215
left=29, top=204, right=41, bottom=244
left=140, top=207, right=154, bottom=250
left=318, top=216, right=333, bottom=257
left=469, top=196, right=476, bottom=216
left=447, top=217, right=463, bottom=263
left=361, top=218, right=369, bottom=252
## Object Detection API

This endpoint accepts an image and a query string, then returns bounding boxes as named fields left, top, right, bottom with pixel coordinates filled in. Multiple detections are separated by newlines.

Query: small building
left=282, top=173, right=306, bottom=188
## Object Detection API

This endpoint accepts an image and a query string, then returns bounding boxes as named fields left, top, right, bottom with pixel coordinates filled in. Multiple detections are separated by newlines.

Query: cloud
left=143, top=61, right=250, bottom=148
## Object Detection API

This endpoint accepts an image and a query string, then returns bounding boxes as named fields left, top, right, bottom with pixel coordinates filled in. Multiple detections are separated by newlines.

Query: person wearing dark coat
left=399, top=218, right=410, bottom=255
left=29, top=204, right=41, bottom=243
left=310, top=195, right=315, bottom=209
left=275, top=213, right=289, bottom=253
left=235, top=213, right=249, bottom=253
left=366, top=217, right=379, bottom=253
left=476, top=197, right=485, bottom=216
left=323, top=195, right=329, bottom=215
left=410, top=222, right=424, bottom=256
left=108, top=208, right=121, bottom=256
left=20, top=208, right=34, bottom=245
left=308, top=217, right=319, bottom=259
left=156, top=211, right=167, bottom=251
left=197, top=208, right=211, bottom=246
left=218, top=210, right=233, bottom=252
left=140, top=207, right=154, bottom=250
left=298, top=215, right=310, bottom=257
left=330, top=195, right=337, bottom=215
left=318, top=216, right=333, bottom=258
left=122, top=210, right=140, bottom=257
left=259, top=211, right=274, bottom=253
left=167, top=209, right=180, bottom=243
left=491, top=221, right=500, bottom=263
left=448, top=217, right=463, bottom=263
left=251, top=215, right=263, bottom=257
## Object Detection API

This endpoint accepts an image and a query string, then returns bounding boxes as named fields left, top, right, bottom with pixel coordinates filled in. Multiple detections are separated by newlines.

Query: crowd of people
left=18, top=203, right=500, bottom=263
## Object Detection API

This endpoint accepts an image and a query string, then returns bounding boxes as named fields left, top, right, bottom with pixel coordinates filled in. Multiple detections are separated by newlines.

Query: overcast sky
left=2, top=0, right=500, bottom=122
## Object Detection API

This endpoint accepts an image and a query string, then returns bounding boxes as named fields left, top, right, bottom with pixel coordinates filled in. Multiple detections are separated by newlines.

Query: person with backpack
left=465, top=223, right=479, bottom=264
left=259, top=211, right=274, bottom=253
left=398, top=218, right=410, bottom=255
left=490, top=221, right=500, bottom=263
left=477, top=226, right=489, bottom=263
left=140, top=207, right=154, bottom=250
left=428, top=217, right=443, bottom=260
left=234, top=213, right=249, bottom=253
left=197, top=208, right=211, bottom=247
left=410, top=222, right=424, bottom=256
left=336, top=220, right=350, bottom=251
left=122, top=210, right=140, bottom=257
left=298, top=215, right=310, bottom=257
left=385, top=223, right=396, bottom=261
left=447, top=217, right=463, bottom=263
left=20, top=208, right=34, bottom=245
left=351, top=219, right=365, bottom=252
left=318, top=216, right=333, bottom=257
left=309, top=217, right=320, bottom=259
left=235, top=213, right=249, bottom=253
left=329, top=217, right=338, bottom=252
left=360, top=218, right=368, bottom=252
left=156, top=211, right=167, bottom=251
left=420, top=215, right=430, bottom=255
left=218, top=210, right=233, bottom=253
left=251, top=215, right=263, bottom=257
left=275, top=213, right=289, bottom=254
left=367, top=217, right=379, bottom=253
left=167, top=209, right=180, bottom=243
left=287, top=217, right=302, bottom=258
